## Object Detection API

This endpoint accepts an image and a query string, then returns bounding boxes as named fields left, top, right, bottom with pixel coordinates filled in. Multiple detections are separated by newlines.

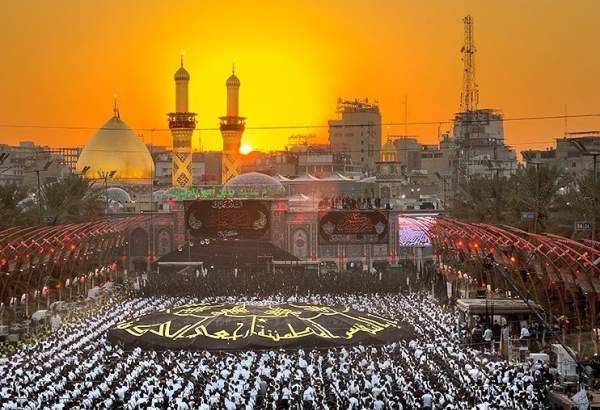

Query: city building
left=239, top=150, right=298, bottom=177
left=391, top=136, right=422, bottom=172
left=0, top=141, right=72, bottom=187
left=451, top=109, right=517, bottom=179
left=293, top=144, right=362, bottom=178
left=521, top=131, right=600, bottom=178
left=329, top=98, right=382, bottom=174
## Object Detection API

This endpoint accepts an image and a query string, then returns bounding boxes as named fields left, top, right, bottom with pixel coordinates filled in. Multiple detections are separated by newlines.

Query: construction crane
left=460, top=15, right=479, bottom=112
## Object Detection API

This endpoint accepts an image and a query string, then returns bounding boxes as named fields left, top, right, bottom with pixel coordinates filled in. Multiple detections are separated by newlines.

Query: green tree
left=510, top=164, right=567, bottom=233
left=0, top=184, right=37, bottom=229
left=448, top=174, right=514, bottom=224
left=564, top=174, right=600, bottom=239
left=42, top=174, right=103, bottom=224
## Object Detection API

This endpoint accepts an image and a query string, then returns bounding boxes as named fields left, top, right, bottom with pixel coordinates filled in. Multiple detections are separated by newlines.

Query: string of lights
left=0, top=112, right=598, bottom=133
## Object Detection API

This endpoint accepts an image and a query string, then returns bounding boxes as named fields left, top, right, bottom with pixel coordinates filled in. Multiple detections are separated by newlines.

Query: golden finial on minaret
left=112, top=93, right=120, bottom=119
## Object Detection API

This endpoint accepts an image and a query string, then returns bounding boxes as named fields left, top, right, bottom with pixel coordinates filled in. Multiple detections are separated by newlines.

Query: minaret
left=219, top=65, right=245, bottom=183
left=168, top=55, right=196, bottom=187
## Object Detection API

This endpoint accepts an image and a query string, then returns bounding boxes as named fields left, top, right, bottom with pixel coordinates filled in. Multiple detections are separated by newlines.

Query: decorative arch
left=292, top=229, right=309, bottom=260
left=129, top=228, right=149, bottom=257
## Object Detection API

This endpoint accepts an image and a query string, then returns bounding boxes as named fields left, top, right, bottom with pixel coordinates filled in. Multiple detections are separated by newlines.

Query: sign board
left=574, top=221, right=593, bottom=231
left=45, top=216, right=57, bottom=225
left=318, top=210, right=388, bottom=244
left=520, top=212, right=537, bottom=221
left=169, top=186, right=284, bottom=200
left=185, top=199, right=270, bottom=240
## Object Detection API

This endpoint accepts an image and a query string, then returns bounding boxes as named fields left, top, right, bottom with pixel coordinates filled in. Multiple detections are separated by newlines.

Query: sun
left=239, top=144, right=253, bottom=155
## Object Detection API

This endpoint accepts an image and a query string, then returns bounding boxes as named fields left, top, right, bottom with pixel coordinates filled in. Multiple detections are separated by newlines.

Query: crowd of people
left=0, top=288, right=554, bottom=409
left=144, top=264, right=430, bottom=297
left=318, top=196, right=388, bottom=211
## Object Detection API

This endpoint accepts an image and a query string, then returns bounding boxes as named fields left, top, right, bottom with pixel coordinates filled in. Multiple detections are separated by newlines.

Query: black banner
left=108, top=303, right=408, bottom=351
left=319, top=210, right=389, bottom=244
left=185, top=199, right=270, bottom=240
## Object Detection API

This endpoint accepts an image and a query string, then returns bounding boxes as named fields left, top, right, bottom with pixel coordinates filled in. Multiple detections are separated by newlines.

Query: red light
left=473, top=242, right=480, bottom=249
left=69, top=244, right=76, bottom=251
left=49, top=248, right=55, bottom=254
left=0, top=258, right=6, bottom=266
left=457, top=240, right=464, bottom=248
left=510, top=255, right=517, bottom=264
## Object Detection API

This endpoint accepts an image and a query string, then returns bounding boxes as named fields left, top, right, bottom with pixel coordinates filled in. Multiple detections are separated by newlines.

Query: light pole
left=434, top=172, right=450, bottom=209
left=27, top=160, right=53, bottom=225
left=98, top=170, right=117, bottom=215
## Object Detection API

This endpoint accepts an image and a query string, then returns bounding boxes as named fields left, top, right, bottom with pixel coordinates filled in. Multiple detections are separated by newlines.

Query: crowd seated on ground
left=0, top=269, right=555, bottom=410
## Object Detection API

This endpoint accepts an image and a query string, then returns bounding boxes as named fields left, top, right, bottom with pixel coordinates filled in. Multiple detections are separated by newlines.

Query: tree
left=448, top=174, right=514, bottom=224
left=42, top=174, right=103, bottom=224
left=0, top=184, right=37, bottom=230
left=510, top=164, right=567, bottom=233
left=564, top=174, right=600, bottom=239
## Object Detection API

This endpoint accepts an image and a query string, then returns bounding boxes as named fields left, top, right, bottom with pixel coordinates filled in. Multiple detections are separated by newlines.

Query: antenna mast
left=460, top=15, right=478, bottom=112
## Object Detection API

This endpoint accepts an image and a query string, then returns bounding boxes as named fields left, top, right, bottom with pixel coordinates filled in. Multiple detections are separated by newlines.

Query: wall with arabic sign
left=318, top=211, right=389, bottom=244
left=184, top=199, right=270, bottom=240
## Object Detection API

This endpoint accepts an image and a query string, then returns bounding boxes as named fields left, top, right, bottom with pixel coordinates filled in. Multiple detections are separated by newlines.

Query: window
left=572, top=162, right=577, bottom=168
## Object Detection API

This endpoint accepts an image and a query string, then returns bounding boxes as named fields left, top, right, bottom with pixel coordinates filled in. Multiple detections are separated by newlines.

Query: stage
left=108, top=303, right=411, bottom=350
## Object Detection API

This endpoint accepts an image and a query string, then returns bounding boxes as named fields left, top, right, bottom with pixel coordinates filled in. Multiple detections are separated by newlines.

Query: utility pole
left=29, top=160, right=53, bottom=225
left=533, top=162, right=541, bottom=234
left=98, top=170, right=117, bottom=215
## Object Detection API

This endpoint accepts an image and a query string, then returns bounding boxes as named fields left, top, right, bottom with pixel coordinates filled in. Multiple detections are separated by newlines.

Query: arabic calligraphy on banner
left=108, top=303, right=404, bottom=350
left=319, top=210, right=389, bottom=244
left=184, top=199, right=270, bottom=239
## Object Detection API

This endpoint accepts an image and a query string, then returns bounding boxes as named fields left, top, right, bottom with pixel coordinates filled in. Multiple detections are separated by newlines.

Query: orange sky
left=0, top=0, right=599, bottom=154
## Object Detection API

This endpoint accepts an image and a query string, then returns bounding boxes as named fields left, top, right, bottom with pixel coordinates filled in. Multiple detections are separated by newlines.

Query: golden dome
left=174, top=55, right=190, bottom=81
left=76, top=115, right=154, bottom=182
left=174, top=66, right=190, bottom=81
left=226, top=73, right=240, bottom=87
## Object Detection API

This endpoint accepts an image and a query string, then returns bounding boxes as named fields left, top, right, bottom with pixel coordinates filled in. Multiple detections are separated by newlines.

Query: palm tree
left=448, top=174, right=514, bottom=224
left=42, top=174, right=104, bottom=224
left=510, top=164, right=567, bottom=233
left=0, top=184, right=37, bottom=229
left=564, top=174, right=600, bottom=239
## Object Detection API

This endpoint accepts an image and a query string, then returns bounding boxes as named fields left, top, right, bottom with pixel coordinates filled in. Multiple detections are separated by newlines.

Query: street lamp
left=28, top=160, right=53, bottom=225
left=97, top=170, right=117, bottom=215
left=434, top=172, right=451, bottom=208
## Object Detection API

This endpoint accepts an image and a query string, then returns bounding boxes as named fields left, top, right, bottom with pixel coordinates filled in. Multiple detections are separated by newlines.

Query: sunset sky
left=0, top=0, right=599, bottom=154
